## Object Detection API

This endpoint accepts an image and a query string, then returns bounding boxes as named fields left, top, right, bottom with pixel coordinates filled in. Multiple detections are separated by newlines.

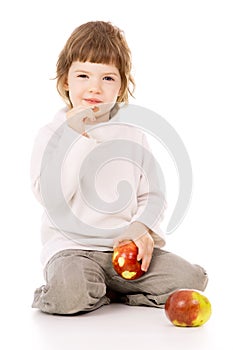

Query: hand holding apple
left=112, top=241, right=145, bottom=280
left=113, top=222, right=154, bottom=272
left=165, top=289, right=212, bottom=327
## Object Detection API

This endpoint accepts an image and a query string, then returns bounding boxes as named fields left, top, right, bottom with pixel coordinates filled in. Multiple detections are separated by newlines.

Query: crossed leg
left=32, top=250, right=110, bottom=315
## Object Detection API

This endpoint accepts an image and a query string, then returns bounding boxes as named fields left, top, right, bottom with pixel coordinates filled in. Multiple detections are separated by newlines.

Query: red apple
left=112, top=241, right=144, bottom=280
left=165, top=289, right=212, bottom=327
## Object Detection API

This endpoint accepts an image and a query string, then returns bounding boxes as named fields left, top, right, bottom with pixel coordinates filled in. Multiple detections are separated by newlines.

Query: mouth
left=83, top=98, right=103, bottom=105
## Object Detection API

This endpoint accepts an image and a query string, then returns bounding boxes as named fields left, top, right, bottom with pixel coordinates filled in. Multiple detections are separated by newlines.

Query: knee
left=48, top=279, right=90, bottom=314
left=39, top=277, right=106, bottom=315
left=34, top=258, right=108, bottom=315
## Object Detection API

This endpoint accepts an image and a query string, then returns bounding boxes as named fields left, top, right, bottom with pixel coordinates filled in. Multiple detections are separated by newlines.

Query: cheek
left=116, top=82, right=122, bottom=98
left=109, top=84, right=122, bottom=99
left=68, top=84, right=82, bottom=103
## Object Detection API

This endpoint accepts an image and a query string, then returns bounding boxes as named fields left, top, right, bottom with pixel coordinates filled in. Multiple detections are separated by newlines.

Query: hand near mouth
left=66, top=105, right=97, bottom=135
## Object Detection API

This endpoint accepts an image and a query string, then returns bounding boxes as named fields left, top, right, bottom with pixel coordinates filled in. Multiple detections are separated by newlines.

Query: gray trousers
left=32, top=248, right=208, bottom=315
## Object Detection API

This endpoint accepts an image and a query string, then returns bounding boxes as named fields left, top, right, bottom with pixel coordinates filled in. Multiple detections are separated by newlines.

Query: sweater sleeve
left=30, top=119, right=98, bottom=207
left=131, top=133, right=167, bottom=247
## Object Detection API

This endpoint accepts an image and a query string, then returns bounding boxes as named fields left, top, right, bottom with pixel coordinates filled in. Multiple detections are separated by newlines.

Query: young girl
left=31, top=21, right=208, bottom=315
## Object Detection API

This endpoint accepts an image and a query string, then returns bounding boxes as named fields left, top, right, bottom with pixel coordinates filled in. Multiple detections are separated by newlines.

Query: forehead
left=69, top=61, right=120, bottom=75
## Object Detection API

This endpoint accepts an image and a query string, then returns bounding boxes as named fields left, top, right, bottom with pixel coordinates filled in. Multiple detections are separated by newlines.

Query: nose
left=88, top=87, right=100, bottom=93
left=88, top=79, right=101, bottom=94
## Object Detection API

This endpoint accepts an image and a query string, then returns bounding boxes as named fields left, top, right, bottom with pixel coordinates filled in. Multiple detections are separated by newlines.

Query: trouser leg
left=32, top=250, right=110, bottom=315
left=32, top=248, right=208, bottom=313
left=107, top=248, right=208, bottom=308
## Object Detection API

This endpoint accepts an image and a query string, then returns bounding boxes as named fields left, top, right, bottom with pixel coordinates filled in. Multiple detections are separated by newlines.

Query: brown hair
left=56, top=21, right=135, bottom=108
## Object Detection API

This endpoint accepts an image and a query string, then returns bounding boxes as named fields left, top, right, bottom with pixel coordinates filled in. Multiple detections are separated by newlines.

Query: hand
left=134, top=232, right=154, bottom=272
left=66, top=106, right=98, bottom=134
left=113, top=221, right=154, bottom=272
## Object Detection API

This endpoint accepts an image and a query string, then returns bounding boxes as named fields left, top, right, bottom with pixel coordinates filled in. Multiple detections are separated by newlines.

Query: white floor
left=22, top=302, right=223, bottom=350
left=2, top=286, right=230, bottom=350
left=2, top=231, right=231, bottom=350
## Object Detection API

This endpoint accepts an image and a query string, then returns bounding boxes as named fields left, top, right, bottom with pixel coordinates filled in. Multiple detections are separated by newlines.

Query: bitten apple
left=165, top=289, right=212, bottom=327
left=112, top=241, right=144, bottom=280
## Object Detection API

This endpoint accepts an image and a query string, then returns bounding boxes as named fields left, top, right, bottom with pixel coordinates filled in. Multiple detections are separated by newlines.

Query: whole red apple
left=165, top=289, right=212, bottom=327
left=112, top=241, right=144, bottom=280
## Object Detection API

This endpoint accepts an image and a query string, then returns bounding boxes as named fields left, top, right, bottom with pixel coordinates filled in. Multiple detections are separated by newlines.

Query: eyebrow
left=74, top=69, right=119, bottom=76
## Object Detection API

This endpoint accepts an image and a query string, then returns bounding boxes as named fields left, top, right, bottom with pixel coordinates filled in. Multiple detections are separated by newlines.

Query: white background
left=0, top=0, right=232, bottom=349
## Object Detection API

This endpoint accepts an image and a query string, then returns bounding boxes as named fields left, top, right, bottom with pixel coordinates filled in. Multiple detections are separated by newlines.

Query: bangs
left=70, top=31, right=122, bottom=68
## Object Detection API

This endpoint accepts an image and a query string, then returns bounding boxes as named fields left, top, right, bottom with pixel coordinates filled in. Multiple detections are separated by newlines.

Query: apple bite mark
left=118, top=257, right=125, bottom=267
left=173, top=320, right=189, bottom=327
left=122, top=271, right=137, bottom=279
left=113, top=251, right=119, bottom=261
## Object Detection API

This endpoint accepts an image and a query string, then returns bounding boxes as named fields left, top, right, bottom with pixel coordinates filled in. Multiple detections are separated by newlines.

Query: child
left=31, top=21, right=208, bottom=315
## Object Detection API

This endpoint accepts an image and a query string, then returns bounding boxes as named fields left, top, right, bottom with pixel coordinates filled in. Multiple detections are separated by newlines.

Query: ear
left=64, top=82, right=69, bottom=91
left=63, top=77, right=69, bottom=91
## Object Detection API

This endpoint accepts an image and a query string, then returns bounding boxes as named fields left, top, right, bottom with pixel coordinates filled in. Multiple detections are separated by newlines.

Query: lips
left=84, top=98, right=103, bottom=104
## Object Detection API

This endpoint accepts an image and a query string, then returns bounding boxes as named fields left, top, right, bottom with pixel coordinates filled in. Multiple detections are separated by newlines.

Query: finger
left=135, top=241, right=153, bottom=272
left=82, top=132, right=90, bottom=138
left=92, top=106, right=99, bottom=113
left=141, top=256, right=150, bottom=272
left=140, top=249, right=152, bottom=272
left=136, top=243, right=144, bottom=262
left=67, top=106, right=96, bottom=121
left=133, top=235, right=148, bottom=260
left=88, top=110, right=97, bottom=122
left=81, top=109, right=96, bottom=122
left=66, top=106, right=84, bottom=119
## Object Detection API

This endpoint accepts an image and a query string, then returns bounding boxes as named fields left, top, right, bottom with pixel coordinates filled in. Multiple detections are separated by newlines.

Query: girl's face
left=65, top=61, right=122, bottom=120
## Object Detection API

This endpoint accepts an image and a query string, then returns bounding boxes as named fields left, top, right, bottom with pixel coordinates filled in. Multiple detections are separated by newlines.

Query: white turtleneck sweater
left=30, top=108, right=166, bottom=267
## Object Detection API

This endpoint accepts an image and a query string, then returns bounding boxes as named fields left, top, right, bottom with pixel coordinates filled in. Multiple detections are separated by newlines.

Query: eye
left=103, top=76, right=115, bottom=81
left=77, top=74, right=89, bottom=79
